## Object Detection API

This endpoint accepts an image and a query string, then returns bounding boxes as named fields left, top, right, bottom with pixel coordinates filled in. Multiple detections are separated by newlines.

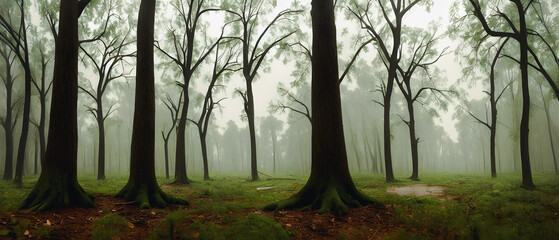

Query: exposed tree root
left=20, top=174, right=94, bottom=211
left=264, top=181, right=384, bottom=216
left=115, top=183, right=188, bottom=209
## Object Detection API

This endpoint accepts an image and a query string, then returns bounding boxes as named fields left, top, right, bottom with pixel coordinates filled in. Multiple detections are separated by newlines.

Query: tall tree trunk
left=516, top=1, right=534, bottom=188
left=97, top=101, right=106, bottom=180
left=163, top=137, right=169, bottom=179
left=407, top=100, right=419, bottom=180
left=115, top=0, right=187, bottom=208
left=383, top=86, right=395, bottom=182
left=264, top=0, right=381, bottom=216
left=246, top=80, right=259, bottom=181
left=174, top=80, right=190, bottom=184
left=20, top=0, right=93, bottom=211
left=200, top=130, right=210, bottom=180
left=2, top=53, right=14, bottom=180
left=13, top=0, right=32, bottom=187
left=34, top=137, right=38, bottom=175
left=489, top=80, right=498, bottom=178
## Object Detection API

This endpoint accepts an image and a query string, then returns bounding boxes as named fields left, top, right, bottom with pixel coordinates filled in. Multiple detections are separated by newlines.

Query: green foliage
left=91, top=214, right=131, bottom=240
left=190, top=214, right=290, bottom=240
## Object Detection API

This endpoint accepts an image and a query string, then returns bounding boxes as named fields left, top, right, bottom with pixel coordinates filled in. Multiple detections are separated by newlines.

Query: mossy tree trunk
left=20, top=0, right=94, bottom=211
left=264, top=0, right=381, bottom=216
left=115, top=0, right=187, bottom=208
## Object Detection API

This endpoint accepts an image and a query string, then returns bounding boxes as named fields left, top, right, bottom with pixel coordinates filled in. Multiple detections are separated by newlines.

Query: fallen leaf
left=286, top=224, right=292, bottom=227
left=24, top=230, right=30, bottom=236
left=45, top=220, right=51, bottom=226
left=150, top=211, right=156, bottom=215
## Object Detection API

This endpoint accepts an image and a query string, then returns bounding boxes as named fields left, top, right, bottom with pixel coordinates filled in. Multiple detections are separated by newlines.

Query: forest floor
left=0, top=172, right=558, bottom=239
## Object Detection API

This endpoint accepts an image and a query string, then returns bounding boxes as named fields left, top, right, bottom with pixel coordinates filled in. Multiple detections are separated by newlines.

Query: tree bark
left=1, top=49, right=14, bottom=180
left=264, top=0, right=381, bottom=216
left=97, top=100, right=106, bottom=180
left=200, top=131, right=210, bottom=180
left=20, top=0, right=93, bottom=211
left=515, top=1, right=534, bottom=188
left=13, top=0, right=32, bottom=187
left=407, top=100, right=419, bottom=180
left=174, top=74, right=190, bottom=184
left=115, top=0, right=187, bottom=208
left=246, top=80, right=259, bottom=181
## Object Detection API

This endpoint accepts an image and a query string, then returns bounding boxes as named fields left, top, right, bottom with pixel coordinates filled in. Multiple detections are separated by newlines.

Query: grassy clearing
left=1, top=172, right=558, bottom=239
left=355, top=172, right=559, bottom=239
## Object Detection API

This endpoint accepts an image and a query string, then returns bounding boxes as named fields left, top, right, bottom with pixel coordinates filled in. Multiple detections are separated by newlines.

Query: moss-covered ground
left=0, top=172, right=558, bottom=239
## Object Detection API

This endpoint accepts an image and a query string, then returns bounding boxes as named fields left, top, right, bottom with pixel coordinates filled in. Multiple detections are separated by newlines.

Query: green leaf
left=0, top=229, right=10, bottom=236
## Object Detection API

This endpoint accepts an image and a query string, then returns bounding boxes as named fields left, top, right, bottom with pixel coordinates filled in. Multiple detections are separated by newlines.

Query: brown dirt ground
left=0, top=191, right=403, bottom=239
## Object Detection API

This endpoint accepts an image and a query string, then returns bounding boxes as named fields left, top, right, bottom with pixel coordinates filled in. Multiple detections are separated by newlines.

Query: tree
left=466, top=0, right=535, bottom=188
left=30, top=41, right=53, bottom=172
left=188, top=39, right=237, bottom=181
left=226, top=0, right=299, bottom=181
left=20, top=0, right=95, bottom=211
left=115, top=0, right=188, bottom=208
left=0, top=45, right=20, bottom=180
left=155, top=0, right=221, bottom=184
left=0, top=0, right=33, bottom=186
left=394, top=28, right=448, bottom=180
left=259, top=115, right=284, bottom=174
left=349, top=0, right=432, bottom=182
left=264, top=0, right=381, bottom=216
left=79, top=0, right=133, bottom=180
left=461, top=38, right=511, bottom=178
left=161, top=92, right=183, bottom=179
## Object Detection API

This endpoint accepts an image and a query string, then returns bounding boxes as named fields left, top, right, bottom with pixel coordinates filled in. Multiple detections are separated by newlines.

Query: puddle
left=386, top=184, right=446, bottom=197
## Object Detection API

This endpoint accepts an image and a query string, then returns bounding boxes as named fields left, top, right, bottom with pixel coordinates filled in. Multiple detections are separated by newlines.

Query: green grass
left=1, top=172, right=558, bottom=239
left=91, top=214, right=131, bottom=240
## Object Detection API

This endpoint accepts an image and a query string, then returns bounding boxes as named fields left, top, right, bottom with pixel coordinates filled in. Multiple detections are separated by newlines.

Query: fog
left=1, top=0, right=558, bottom=180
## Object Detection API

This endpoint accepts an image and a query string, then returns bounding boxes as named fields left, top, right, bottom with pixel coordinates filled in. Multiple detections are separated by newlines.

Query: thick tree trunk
left=20, top=0, right=93, bottom=211
left=246, top=81, right=259, bottom=181
left=516, top=2, right=534, bottom=188
left=39, top=95, right=46, bottom=166
left=264, top=0, right=381, bottom=216
left=116, top=0, right=187, bottom=208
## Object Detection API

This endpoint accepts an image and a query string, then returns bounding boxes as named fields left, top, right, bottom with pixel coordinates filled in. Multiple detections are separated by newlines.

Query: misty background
left=1, top=0, right=558, bottom=179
